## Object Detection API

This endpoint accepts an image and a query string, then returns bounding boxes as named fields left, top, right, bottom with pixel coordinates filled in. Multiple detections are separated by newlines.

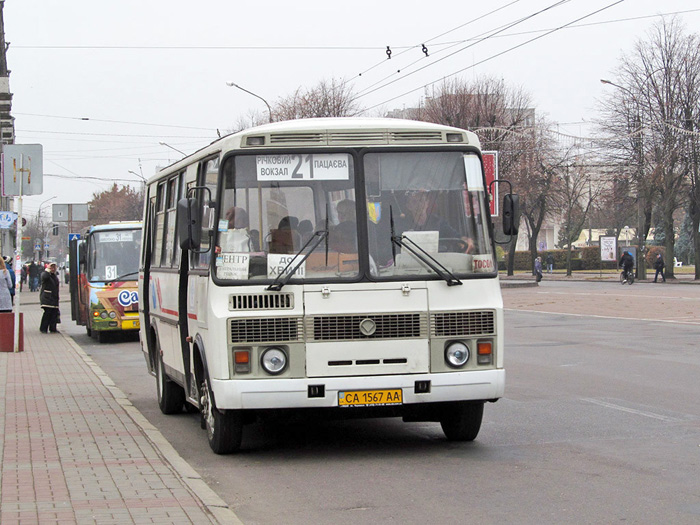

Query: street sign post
left=1, top=144, right=44, bottom=353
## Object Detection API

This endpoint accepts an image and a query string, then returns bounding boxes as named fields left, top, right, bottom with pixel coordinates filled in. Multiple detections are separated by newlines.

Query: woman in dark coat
left=40, top=262, right=60, bottom=333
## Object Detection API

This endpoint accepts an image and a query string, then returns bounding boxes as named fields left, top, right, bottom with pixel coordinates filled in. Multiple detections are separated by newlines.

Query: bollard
left=0, top=312, right=24, bottom=352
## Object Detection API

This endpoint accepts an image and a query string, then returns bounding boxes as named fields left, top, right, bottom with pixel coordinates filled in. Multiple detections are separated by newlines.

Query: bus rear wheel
left=201, top=379, right=243, bottom=454
left=440, top=401, right=484, bottom=441
left=156, top=345, right=185, bottom=414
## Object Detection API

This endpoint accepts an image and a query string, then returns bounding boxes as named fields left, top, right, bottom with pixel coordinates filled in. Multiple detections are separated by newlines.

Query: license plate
left=122, top=319, right=140, bottom=330
left=338, top=389, right=403, bottom=407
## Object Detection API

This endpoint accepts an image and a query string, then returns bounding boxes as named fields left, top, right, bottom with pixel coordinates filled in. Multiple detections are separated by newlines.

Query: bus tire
left=97, top=330, right=108, bottom=343
left=440, top=401, right=484, bottom=441
left=156, top=344, right=185, bottom=414
left=201, top=378, right=243, bottom=454
left=86, top=326, right=92, bottom=337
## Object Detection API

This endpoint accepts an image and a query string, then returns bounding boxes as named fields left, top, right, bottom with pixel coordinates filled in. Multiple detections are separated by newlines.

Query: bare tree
left=554, top=159, right=602, bottom=275
left=599, top=18, right=700, bottom=279
left=272, top=78, right=362, bottom=120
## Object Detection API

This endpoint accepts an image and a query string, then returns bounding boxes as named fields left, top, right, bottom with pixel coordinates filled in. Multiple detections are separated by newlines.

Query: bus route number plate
left=338, top=389, right=403, bottom=407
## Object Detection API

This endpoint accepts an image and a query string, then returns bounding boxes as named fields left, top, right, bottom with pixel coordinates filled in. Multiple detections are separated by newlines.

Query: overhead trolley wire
left=361, top=0, right=626, bottom=112
left=355, top=0, right=572, bottom=101
left=352, top=0, right=523, bottom=81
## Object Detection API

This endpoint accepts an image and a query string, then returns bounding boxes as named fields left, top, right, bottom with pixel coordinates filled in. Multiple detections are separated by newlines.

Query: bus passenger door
left=69, top=238, right=88, bottom=326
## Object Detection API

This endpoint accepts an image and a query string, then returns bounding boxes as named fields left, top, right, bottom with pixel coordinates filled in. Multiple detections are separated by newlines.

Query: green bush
left=505, top=246, right=619, bottom=271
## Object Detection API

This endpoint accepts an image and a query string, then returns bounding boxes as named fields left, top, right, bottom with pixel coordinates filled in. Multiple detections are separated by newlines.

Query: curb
left=59, top=331, right=244, bottom=525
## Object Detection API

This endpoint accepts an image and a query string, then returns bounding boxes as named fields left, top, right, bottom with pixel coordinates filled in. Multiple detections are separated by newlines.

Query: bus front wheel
left=440, top=401, right=484, bottom=441
left=201, top=378, right=243, bottom=454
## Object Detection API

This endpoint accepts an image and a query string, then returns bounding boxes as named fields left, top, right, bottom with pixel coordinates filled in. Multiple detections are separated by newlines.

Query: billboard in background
left=600, top=236, right=617, bottom=262
left=483, top=151, right=498, bottom=217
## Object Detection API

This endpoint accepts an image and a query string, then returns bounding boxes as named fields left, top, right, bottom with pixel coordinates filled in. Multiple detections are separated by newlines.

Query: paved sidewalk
left=0, top=299, right=242, bottom=524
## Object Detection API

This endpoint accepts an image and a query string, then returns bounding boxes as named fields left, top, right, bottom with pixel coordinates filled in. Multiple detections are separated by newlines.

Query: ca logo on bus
left=118, top=290, right=139, bottom=307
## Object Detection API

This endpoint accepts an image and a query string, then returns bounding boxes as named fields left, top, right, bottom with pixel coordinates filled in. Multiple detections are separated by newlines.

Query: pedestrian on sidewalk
left=534, top=256, right=543, bottom=283
left=546, top=253, right=554, bottom=274
left=39, top=262, right=60, bottom=333
left=3, top=256, right=16, bottom=304
left=28, top=261, right=40, bottom=292
left=20, top=263, right=27, bottom=292
left=0, top=257, right=13, bottom=313
left=653, top=253, right=666, bottom=283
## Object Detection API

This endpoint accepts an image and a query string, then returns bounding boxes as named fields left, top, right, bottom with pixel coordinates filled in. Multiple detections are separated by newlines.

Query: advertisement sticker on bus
left=256, top=154, right=350, bottom=181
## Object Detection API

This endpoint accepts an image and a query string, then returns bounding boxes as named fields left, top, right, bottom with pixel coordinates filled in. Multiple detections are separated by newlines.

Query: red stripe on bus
left=161, top=308, right=178, bottom=316
left=187, top=313, right=198, bottom=320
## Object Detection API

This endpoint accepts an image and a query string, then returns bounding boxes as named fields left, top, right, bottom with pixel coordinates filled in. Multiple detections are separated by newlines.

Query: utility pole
left=0, top=0, right=16, bottom=256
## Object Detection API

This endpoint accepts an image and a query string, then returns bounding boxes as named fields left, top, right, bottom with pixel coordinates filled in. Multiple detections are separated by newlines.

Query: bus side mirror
left=502, top=194, right=520, bottom=236
left=78, top=241, right=86, bottom=266
left=178, top=197, right=201, bottom=250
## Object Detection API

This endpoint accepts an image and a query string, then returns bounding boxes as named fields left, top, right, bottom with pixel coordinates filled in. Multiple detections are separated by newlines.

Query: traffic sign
left=68, top=233, right=81, bottom=241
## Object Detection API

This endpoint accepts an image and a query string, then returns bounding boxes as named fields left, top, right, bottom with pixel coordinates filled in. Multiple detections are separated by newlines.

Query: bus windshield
left=364, top=151, right=494, bottom=278
left=215, top=153, right=360, bottom=282
left=214, top=150, right=494, bottom=283
left=88, top=229, right=143, bottom=282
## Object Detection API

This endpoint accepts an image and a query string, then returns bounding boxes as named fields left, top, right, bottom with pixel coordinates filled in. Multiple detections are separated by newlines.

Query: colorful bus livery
left=69, top=222, right=143, bottom=342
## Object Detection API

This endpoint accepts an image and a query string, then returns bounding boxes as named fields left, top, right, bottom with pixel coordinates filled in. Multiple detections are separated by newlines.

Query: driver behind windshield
left=396, top=190, right=475, bottom=254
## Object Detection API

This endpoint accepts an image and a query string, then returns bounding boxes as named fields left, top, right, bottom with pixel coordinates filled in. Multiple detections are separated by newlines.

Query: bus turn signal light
left=234, top=350, right=251, bottom=374
left=477, top=341, right=492, bottom=365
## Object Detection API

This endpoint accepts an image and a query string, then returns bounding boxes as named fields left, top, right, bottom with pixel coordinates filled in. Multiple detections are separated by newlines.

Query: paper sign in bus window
left=100, top=231, right=134, bottom=243
left=267, top=253, right=306, bottom=278
left=105, top=265, right=117, bottom=280
left=256, top=154, right=350, bottom=181
left=216, top=254, right=250, bottom=280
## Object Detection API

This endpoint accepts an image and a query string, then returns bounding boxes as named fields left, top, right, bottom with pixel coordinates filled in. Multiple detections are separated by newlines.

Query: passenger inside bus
left=220, top=206, right=251, bottom=252
left=329, top=199, right=357, bottom=254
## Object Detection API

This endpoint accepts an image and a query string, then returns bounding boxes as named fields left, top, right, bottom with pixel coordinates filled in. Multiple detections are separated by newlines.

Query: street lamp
left=158, top=142, right=186, bottom=156
left=37, top=195, right=57, bottom=224
left=226, top=81, right=273, bottom=123
left=128, top=170, right=146, bottom=194
left=601, top=78, right=647, bottom=279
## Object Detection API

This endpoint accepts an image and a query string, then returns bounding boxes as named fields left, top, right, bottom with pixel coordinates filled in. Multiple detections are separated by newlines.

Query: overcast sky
left=5, top=0, right=700, bottom=222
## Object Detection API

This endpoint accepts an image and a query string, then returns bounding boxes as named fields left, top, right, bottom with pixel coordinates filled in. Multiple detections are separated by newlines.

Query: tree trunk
left=662, top=200, right=676, bottom=279
left=507, top=238, right=516, bottom=276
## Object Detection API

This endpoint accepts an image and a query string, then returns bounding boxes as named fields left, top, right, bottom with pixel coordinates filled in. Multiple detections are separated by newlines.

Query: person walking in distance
left=0, top=257, right=13, bottom=313
left=28, top=261, right=40, bottom=292
left=3, top=256, right=16, bottom=305
left=545, top=253, right=554, bottom=274
left=534, top=256, right=543, bottom=283
left=653, top=253, right=666, bottom=283
left=39, top=262, right=60, bottom=333
left=619, top=250, right=634, bottom=283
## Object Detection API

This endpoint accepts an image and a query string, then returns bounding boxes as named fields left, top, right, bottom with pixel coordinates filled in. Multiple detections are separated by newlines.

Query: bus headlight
left=261, top=347, right=287, bottom=375
left=445, top=341, right=469, bottom=368
left=100, top=311, right=108, bottom=319
left=109, top=311, right=117, bottom=319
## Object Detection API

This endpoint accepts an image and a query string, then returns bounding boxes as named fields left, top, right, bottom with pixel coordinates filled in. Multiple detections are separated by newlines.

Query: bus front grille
left=431, top=310, right=495, bottom=337
left=307, top=313, right=427, bottom=341
left=229, top=317, right=303, bottom=343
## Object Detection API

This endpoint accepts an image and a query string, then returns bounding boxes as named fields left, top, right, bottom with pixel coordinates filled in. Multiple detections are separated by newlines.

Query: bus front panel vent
left=328, top=131, right=388, bottom=144
left=268, top=133, right=325, bottom=145
left=430, top=310, right=495, bottom=337
left=390, top=131, right=444, bottom=143
left=229, top=317, right=304, bottom=344
left=229, top=293, right=294, bottom=311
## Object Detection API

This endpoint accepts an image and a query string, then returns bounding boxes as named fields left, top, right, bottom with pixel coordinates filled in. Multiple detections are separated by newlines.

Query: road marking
left=581, top=398, right=682, bottom=422
left=504, top=308, right=700, bottom=325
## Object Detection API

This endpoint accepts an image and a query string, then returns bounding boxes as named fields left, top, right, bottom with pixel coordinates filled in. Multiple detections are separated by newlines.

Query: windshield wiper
left=267, top=229, right=329, bottom=292
left=389, top=205, right=462, bottom=287
left=104, top=271, right=139, bottom=283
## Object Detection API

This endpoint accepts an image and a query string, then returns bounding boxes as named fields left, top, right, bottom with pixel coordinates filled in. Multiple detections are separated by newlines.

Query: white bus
left=139, top=117, right=519, bottom=454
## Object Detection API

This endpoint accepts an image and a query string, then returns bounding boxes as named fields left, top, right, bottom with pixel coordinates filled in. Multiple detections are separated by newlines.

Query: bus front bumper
left=210, top=369, right=504, bottom=410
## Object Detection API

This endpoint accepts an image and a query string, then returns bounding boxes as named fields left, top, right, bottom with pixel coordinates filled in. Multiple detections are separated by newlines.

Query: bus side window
left=193, top=156, right=220, bottom=270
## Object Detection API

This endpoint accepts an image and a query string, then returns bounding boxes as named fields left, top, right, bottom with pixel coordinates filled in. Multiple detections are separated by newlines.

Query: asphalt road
left=64, top=281, right=700, bottom=524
